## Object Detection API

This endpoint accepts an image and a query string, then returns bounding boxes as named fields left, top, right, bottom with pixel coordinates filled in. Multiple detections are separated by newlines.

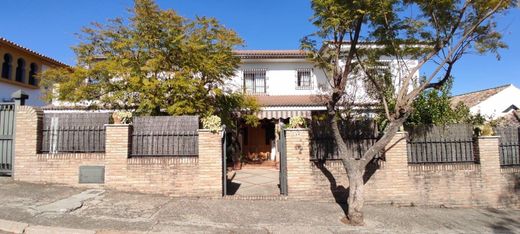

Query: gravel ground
left=0, top=177, right=519, bottom=233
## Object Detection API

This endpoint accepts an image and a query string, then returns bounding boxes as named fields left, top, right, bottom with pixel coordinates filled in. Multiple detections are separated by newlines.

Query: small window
left=1, top=53, right=12, bottom=79
left=296, top=69, right=312, bottom=89
left=243, top=69, right=266, bottom=94
left=15, top=58, right=26, bottom=83
left=29, top=63, right=38, bottom=86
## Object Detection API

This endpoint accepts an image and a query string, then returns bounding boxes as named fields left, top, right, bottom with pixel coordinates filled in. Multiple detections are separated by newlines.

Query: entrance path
left=0, top=177, right=519, bottom=233
left=229, top=168, right=279, bottom=196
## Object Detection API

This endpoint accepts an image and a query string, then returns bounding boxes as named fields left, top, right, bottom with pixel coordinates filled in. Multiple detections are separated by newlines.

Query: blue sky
left=1, top=0, right=518, bottom=95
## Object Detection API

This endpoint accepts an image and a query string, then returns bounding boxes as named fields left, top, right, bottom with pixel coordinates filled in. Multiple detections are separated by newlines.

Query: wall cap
left=285, top=128, right=309, bottom=131
left=478, top=136, right=500, bottom=139
left=198, top=129, right=221, bottom=133
left=104, top=124, right=132, bottom=128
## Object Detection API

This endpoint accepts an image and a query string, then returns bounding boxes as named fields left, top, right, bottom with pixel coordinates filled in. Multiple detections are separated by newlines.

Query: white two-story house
left=229, top=49, right=419, bottom=162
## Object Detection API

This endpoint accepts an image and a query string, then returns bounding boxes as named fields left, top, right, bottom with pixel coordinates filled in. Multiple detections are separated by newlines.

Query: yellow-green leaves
left=40, top=0, right=244, bottom=118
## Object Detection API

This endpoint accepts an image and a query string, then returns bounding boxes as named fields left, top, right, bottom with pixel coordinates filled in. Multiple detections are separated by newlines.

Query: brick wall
left=13, top=106, right=520, bottom=205
left=14, top=106, right=222, bottom=197
left=286, top=128, right=520, bottom=208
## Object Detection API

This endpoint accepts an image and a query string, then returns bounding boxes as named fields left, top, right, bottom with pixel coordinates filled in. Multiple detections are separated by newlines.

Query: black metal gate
left=0, top=103, right=15, bottom=175
left=279, top=127, right=288, bottom=195
left=222, top=126, right=227, bottom=196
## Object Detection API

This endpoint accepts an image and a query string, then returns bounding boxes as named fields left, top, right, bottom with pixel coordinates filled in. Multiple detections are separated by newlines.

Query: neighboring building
left=451, top=84, right=520, bottom=120
left=0, top=37, right=67, bottom=106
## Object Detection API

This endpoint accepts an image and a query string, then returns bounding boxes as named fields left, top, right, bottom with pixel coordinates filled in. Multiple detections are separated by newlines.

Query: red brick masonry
left=12, top=107, right=520, bottom=207
left=285, top=129, right=520, bottom=208
left=14, top=106, right=222, bottom=197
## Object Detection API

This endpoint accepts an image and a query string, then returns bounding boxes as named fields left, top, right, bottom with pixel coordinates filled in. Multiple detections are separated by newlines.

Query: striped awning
left=256, top=110, right=312, bottom=119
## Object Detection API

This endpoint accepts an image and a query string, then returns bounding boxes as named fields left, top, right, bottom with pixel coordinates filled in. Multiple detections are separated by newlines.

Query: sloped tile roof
left=451, top=84, right=512, bottom=108
left=0, top=37, right=68, bottom=67
left=234, top=50, right=308, bottom=59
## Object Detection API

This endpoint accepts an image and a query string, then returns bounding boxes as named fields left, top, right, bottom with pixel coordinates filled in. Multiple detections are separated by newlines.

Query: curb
left=0, top=219, right=28, bottom=234
left=0, top=219, right=98, bottom=234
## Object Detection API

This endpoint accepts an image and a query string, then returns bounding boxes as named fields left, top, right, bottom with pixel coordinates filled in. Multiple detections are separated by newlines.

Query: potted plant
left=112, top=111, right=133, bottom=124
left=201, top=115, right=221, bottom=132
left=289, top=116, right=306, bottom=128
left=233, top=152, right=245, bottom=170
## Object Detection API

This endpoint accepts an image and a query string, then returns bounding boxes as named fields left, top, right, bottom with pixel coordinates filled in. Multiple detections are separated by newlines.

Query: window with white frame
left=243, top=69, right=266, bottom=94
left=296, top=68, right=312, bottom=89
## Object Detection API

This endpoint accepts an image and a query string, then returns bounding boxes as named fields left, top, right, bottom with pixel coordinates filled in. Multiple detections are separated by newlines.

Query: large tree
left=302, top=0, right=514, bottom=225
left=41, top=0, right=257, bottom=124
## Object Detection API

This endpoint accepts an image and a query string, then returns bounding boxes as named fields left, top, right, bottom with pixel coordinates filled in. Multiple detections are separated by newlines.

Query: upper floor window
left=15, top=58, right=26, bottom=83
left=29, top=63, right=38, bottom=86
left=296, top=68, right=312, bottom=89
left=243, top=69, right=266, bottom=94
left=1, top=53, right=12, bottom=79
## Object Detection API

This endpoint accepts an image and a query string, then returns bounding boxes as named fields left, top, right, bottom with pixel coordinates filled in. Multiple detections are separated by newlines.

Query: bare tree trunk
left=344, top=161, right=365, bottom=226
left=331, top=108, right=408, bottom=225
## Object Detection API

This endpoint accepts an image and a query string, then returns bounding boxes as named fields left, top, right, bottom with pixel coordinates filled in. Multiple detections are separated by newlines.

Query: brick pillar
left=105, top=124, right=131, bottom=188
left=477, top=136, right=502, bottom=207
left=197, top=130, right=223, bottom=197
left=13, top=106, right=42, bottom=181
left=285, top=128, right=314, bottom=197
left=382, top=131, right=415, bottom=204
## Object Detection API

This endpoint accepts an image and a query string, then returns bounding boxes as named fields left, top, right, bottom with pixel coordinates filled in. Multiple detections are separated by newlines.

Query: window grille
left=243, top=69, right=266, bottom=94
left=296, top=69, right=312, bottom=89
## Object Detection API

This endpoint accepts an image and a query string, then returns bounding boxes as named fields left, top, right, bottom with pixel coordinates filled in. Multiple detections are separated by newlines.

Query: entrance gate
left=222, top=126, right=227, bottom=196
left=0, top=103, right=15, bottom=175
left=279, top=127, right=288, bottom=195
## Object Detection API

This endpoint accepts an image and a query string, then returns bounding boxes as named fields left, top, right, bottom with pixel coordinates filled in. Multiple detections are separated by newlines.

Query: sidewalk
left=0, top=177, right=519, bottom=233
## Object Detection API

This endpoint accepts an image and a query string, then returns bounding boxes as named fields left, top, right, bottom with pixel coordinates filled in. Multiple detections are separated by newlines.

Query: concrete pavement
left=0, top=177, right=519, bottom=233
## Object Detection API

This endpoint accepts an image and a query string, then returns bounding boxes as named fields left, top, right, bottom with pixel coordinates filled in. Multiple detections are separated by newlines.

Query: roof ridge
left=0, top=37, right=68, bottom=67
left=451, top=84, right=512, bottom=97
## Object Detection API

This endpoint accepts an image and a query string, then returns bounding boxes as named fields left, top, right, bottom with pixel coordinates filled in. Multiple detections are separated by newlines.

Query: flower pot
left=233, top=161, right=242, bottom=170
left=112, top=112, right=123, bottom=124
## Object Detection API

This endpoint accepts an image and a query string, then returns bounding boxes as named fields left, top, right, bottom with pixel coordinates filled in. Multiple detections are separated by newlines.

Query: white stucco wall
left=0, top=82, right=46, bottom=106
left=225, top=58, right=419, bottom=100
left=470, top=85, right=520, bottom=119
left=225, top=60, right=329, bottom=95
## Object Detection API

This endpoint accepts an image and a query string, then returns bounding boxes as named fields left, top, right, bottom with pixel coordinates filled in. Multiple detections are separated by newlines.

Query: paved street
left=0, top=177, right=519, bottom=233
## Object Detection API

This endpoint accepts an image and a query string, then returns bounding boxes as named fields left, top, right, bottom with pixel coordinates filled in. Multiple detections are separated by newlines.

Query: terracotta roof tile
left=0, top=37, right=68, bottom=67
left=234, top=50, right=308, bottom=59
left=451, top=84, right=511, bottom=108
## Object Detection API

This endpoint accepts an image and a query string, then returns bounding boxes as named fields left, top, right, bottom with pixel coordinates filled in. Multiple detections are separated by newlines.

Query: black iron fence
left=130, top=116, right=199, bottom=157
left=310, top=119, right=380, bottom=160
left=406, top=124, right=476, bottom=164
left=40, top=113, right=109, bottom=153
left=131, top=131, right=198, bottom=156
left=495, top=127, right=520, bottom=166
left=311, top=137, right=379, bottom=160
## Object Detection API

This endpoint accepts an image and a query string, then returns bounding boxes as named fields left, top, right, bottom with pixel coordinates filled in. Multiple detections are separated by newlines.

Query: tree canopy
left=406, top=78, right=484, bottom=126
left=41, top=0, right=257, bottom=125
left=303, top=0, right=515, bottom=225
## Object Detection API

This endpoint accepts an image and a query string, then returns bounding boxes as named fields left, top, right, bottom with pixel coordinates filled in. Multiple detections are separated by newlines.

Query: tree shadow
left=226, top=180, right=241, bottom=195
left=313, top=158, right=381, bottom=216
left=482, top=208, right=520, bottom=234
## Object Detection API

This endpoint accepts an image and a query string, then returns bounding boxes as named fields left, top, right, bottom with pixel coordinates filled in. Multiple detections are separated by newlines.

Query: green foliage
left=40, top=0, right=252, bottom=122
left=201, top=115, right=222, bottom=132
left=406, top=78, right=482, bottom=126
left=213, top=91, right=260, bottom=129
left=113, top=111, right=133, bottom=124
left=474, top=123, right=495, bottom=136
left=289, top=116, right=307, bottom=128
